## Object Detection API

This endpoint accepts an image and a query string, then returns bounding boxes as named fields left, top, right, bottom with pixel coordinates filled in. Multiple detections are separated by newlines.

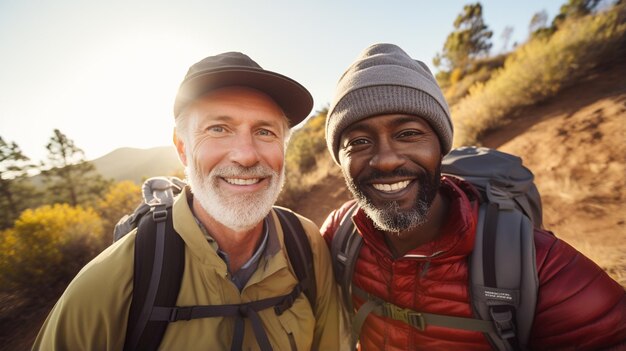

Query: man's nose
left=369, top=140, right=406, bottom=173
left=229, top=134, right=261, bottom=167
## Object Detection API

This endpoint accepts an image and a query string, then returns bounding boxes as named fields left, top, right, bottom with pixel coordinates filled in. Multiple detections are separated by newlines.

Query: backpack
left=331, top=146, right=541, bottom=351
left=113, top=176, right=317, bottom=351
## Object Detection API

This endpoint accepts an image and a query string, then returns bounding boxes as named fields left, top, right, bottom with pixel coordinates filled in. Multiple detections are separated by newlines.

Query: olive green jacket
left=33, top=192, right=346, bottom=350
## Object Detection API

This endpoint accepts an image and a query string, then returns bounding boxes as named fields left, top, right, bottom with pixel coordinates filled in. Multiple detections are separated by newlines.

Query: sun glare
left=57, top=31, right=208, bottom=160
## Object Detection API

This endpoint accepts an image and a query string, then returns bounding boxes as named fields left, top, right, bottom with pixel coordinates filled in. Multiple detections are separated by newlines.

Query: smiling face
left=174, top=87, right=289, bottom=231
left=338, top=113, right=442, bottom=232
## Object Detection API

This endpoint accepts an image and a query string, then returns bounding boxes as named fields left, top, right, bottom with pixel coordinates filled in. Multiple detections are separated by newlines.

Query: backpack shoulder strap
left=123, top=204, right=185, bottom=351
left=273, top=207, right=317, bottom=311
left=123, top=204, right=316, bottom=351
left=330, top=203, right=361, bottom=313
left=470, top=203, right=538, bottom=351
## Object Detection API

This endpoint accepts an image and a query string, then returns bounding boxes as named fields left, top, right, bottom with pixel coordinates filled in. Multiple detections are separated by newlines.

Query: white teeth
left=372, top=180, right=410, bottom=192
left=225, top=178, right=261, bottom=185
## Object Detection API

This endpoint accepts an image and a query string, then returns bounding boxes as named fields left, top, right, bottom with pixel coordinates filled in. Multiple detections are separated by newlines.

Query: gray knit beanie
left=326, top=43, right=453, bottom=164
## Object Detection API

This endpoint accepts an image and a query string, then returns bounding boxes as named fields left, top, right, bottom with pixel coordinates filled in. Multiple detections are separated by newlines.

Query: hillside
left=91, top=146, right=182, bottom=183
left=2, top=54, right=624, bottom=351
left=482, top=62, right=626, bottom=286
left=291, top=61, right=626, bottom=287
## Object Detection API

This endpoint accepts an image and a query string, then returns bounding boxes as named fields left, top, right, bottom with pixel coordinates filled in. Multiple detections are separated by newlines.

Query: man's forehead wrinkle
left=194, top=113, right=282, bottom=128
left=343, top=122, right=375, bottom=137
left=196, top=114, right=233, bottom=121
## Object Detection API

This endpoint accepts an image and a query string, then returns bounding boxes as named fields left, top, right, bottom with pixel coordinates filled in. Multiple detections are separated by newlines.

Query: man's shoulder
left=316, top=200, right=357, bottom=249
left=68, top=232, right=135, bottom=295
left=532, top=226, right=621, bottom=292
left=272, top=205, right=314, bottom=223
left=530, top=227, right=626, bottom=348
left=272, top=206, right=320, bottom=242
left=271, top=206, right=336, bottom=264
left=532, top=227, right=572, bottom=271
left=171, top=189, right=206, bottom=241
left=57, top=230, right=136, bottom=311
left=33, top=232, right=135, bottom=350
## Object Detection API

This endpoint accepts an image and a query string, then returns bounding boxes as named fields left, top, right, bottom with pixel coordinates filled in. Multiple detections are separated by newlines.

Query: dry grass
left=490, top=70, right=626, bottom=288
left=451, top=4, right=626, bottom=146
left=278, top=152, right=340, bottom=210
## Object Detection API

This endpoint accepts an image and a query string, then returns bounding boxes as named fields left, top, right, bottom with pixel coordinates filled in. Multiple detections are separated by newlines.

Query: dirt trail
left=482, top=62, right=626, bottom=285
left=297, top=61, right=626, bottom=286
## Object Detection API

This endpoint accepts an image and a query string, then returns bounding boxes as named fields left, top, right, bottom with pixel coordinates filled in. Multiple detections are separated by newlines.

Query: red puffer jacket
left=321, top=177, right=626, bottom=350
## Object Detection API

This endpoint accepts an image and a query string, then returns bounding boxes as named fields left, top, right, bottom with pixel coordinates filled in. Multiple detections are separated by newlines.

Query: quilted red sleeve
left=530, top=229, right=626, bottom=350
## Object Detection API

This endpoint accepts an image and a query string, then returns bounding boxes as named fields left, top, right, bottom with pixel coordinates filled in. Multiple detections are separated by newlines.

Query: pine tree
left=0, top=137, right=38, bottom=229
left=529, top=10, right=550, bottom=38
left=41, top=129, right=111, bottom=207
left=434, top=3, right=493, bottom=73
left=553, top=0, right=602, bottom=28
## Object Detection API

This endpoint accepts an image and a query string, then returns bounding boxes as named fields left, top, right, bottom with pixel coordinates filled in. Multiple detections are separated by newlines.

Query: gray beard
left=186, top=161, right=285, bottom=232
left=344, top=167, right=439, bottom=233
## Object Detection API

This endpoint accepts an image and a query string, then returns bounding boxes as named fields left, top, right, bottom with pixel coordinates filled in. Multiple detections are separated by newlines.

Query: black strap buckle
left=274, top=284, right=303, bottom=315
left=490, top=308, right=516, bottom=340
left=152, top=208, right=168, bottom=223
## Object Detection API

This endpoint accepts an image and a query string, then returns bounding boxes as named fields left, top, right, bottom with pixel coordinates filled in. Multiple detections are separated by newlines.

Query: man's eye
left=208, top=126, right=225, bottom=133
left=348, top=138, right=370, bottom=146
left=257, top=129, right=278, bottom=137
left=397, top=130, right=421, bottom=138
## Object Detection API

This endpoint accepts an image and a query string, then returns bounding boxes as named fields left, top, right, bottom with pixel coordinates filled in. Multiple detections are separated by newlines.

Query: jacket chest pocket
left=277, top=312, right=299, bottom=351
left=275, top=298, right=315, bottom=351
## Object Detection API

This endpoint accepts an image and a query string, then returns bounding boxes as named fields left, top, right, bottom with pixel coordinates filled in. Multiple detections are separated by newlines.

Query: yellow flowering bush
left=0, top=204, right=103, bottom=298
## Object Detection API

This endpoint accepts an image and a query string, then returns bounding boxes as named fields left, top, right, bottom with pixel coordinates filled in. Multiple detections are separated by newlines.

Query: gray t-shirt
left=193, top=215, right=270, bottom=291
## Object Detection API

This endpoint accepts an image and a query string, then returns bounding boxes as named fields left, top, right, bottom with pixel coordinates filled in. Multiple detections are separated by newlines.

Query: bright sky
left=0, top=0, right=564, bottom=164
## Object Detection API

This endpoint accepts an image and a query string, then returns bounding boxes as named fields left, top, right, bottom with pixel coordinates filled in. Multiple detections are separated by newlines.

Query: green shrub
left=280, top=109, right=335, bottom=210
left=285, top=110, right=328, bottom=174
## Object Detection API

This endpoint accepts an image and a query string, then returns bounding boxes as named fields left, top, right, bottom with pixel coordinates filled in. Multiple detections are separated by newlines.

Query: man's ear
left=173, top=128, right=188, bottom=166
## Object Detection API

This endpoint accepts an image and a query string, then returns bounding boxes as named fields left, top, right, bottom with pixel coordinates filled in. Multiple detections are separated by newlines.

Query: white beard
left=186, top=161, right=285, bottom=232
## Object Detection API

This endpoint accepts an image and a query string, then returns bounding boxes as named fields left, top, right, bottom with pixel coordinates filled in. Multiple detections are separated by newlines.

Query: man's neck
left=192, top=199, right=265, bottom=273
left=384, top=192, right=450, bottom=258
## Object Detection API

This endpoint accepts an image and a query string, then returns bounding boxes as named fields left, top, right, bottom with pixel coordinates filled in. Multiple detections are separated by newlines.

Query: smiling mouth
left=223, top=177, right=263, bottom=185
left=371, top=180, right=411, bottom=193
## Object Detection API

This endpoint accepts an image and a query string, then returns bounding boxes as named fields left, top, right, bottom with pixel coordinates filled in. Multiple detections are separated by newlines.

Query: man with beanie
left=33, top=52, right=344, bottom=350
left=321, top=43, right=626, bottom=350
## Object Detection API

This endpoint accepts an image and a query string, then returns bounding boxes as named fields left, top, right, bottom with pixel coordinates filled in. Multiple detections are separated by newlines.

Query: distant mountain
left=91, top=146, right=183, bottom=183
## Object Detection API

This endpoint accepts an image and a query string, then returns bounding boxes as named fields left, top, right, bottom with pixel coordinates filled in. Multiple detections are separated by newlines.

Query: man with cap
left=321, top=43, right=626, bottom=350
left=33, top=52, right=345, bottom=350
